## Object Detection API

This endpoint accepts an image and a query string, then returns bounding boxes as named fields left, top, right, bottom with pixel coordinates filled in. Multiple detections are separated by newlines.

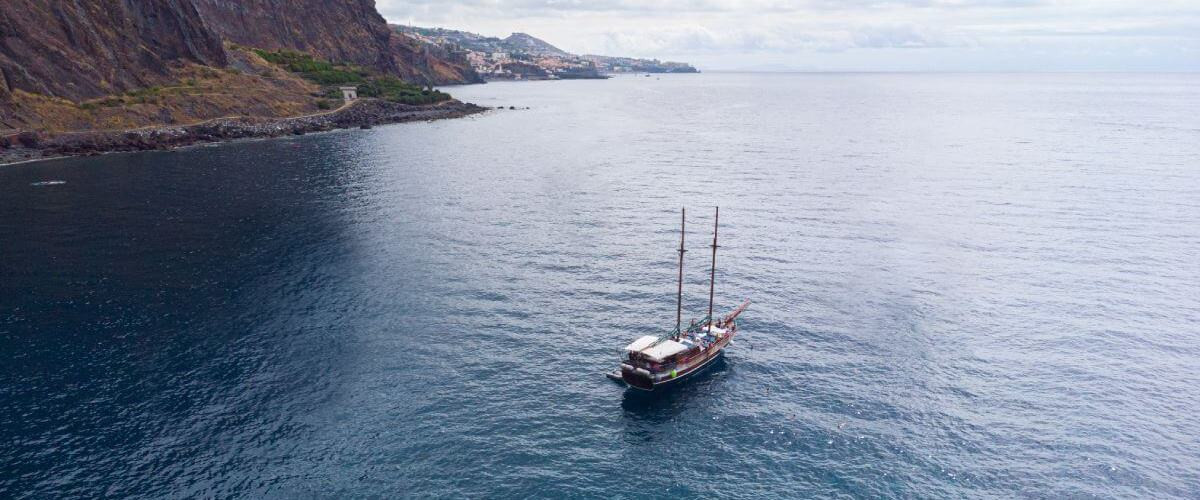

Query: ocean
left=1, top=73, right=1198, bottom=498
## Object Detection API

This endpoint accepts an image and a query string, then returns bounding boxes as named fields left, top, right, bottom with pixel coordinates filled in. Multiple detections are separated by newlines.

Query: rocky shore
left=0, top=99, right=486, bottom=166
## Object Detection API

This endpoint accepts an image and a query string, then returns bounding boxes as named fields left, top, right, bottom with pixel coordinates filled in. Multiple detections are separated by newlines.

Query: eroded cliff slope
left=191, top=0, right=481, bottom=85
left=0, top=0, right=481, bottom=134
left=0, top=0, right=226, bottom=102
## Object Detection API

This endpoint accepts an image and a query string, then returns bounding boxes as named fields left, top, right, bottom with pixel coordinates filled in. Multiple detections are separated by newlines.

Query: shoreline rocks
left=0, top=99, right=486, bottom=166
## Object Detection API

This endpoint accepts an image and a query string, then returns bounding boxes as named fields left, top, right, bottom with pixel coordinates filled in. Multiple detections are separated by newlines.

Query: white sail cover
left=624, top=335, right=690, bottom=362
left=640, top=340, right=689, bottom=362
left=624, top=336, right=658, bottom=352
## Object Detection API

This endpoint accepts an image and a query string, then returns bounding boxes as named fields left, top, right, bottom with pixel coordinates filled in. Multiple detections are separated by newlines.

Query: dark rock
left=15, top=131, right=40, bottom=148
left=3, top=99, right=485, bottom=165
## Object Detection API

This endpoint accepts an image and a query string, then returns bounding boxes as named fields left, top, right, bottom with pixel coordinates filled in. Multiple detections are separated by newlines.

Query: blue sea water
left=1, top=73, right=1199, bottom=498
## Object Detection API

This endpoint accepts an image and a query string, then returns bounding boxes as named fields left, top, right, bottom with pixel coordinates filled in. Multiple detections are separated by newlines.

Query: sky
left=377, top=0, right=1200, bottom=72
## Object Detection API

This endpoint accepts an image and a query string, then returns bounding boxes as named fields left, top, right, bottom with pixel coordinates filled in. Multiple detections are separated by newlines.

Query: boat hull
left=622, top=348, right=726, bottom=391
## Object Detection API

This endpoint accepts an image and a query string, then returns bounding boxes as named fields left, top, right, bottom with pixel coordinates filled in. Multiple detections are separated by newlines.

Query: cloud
left=850, top=24, right=958, bottom=49
left=599, top=24, right=962, bottom=56
left=377, top=0, right=1200, bottom=71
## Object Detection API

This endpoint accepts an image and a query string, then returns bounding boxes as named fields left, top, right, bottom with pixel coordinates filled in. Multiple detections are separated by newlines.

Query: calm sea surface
left=2, top=73, right=1199, bottom=498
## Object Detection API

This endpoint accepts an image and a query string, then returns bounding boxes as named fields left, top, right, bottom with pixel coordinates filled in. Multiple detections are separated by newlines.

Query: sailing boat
left=608, top=207, right=750, bottom=391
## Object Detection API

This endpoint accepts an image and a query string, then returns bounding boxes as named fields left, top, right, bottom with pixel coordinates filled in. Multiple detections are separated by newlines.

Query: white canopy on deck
left=624, top=335, right=690, bottom=362
left=624, top=333, right=691, bottom=359
left=642, top=340, right=689, bottom=362
left=624, top=335, right=658, bottom=353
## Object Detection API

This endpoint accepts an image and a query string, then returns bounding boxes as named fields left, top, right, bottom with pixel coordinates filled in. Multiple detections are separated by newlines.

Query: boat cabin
left=622, top=325, right=730, bottom=369
left=624, top=335, right=688, bottom=367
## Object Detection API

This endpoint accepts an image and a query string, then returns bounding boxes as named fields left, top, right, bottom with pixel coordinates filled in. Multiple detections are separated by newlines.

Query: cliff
left=191, top=0, right=481, bottom=85
left=0, top=0, right=483, bottom=135
left=3, top=48, right=327, bottom=133
left=0, top=0, right=226, bottom=102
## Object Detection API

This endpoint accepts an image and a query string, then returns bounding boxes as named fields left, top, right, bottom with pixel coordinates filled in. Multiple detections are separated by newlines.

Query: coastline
left=0, top=99, right=487, bottom=167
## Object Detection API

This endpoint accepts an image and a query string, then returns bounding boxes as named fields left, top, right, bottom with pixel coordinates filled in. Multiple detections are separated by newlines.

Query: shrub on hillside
left=356, top=77, right=451, bottom=105
left=254, top=49, right=452, bottom=105
left=254, top=49, right=369, bottom=85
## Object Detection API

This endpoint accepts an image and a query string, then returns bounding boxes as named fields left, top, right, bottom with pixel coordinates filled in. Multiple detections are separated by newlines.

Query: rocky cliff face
left=191, top=0, right=481, bottom=85
left=0, top=0, right=481, bottom=134
left=0, top=0, right=227, bottom=102
left=0, top=0, right=477, bottom=105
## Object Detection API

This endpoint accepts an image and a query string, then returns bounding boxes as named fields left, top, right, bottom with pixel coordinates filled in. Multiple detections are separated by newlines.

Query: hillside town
left=394, top=26, right=698, bottom=81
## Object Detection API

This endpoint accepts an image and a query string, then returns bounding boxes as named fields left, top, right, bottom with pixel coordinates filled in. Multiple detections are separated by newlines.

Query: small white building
left=339, top=86, right=358, bottom=102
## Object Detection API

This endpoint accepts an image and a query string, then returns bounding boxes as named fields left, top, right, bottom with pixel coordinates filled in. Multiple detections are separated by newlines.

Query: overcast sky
left=377, top=0, right=1199, bottom=71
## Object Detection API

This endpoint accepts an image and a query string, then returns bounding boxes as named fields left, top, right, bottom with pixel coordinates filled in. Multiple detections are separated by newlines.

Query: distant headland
left=395, top=26, right=699, bottom=81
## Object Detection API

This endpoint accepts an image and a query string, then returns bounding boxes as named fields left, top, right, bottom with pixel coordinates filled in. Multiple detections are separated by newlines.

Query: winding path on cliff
left=112, top=98, right=359, bottom=134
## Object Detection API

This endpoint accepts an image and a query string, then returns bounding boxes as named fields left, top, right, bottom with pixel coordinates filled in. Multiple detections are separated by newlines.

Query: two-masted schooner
left=608, top=207, right=749, bottom=391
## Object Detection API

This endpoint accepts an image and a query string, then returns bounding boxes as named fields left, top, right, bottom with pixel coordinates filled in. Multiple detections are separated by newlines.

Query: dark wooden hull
left=621, top=347, right=726, bottom=391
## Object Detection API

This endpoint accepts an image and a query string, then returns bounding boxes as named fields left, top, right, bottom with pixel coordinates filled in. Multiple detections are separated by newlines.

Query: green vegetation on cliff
left=254, top=49, right=369, bottom=84
left=355, top=77, right=450, bottom=105
left=254, top=49, right=451, bottom=105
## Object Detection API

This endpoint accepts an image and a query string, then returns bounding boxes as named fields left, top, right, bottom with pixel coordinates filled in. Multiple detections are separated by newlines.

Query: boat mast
left=676, top=207, right=686, bottom=335
left=707, top=206, right=719, bottom=328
